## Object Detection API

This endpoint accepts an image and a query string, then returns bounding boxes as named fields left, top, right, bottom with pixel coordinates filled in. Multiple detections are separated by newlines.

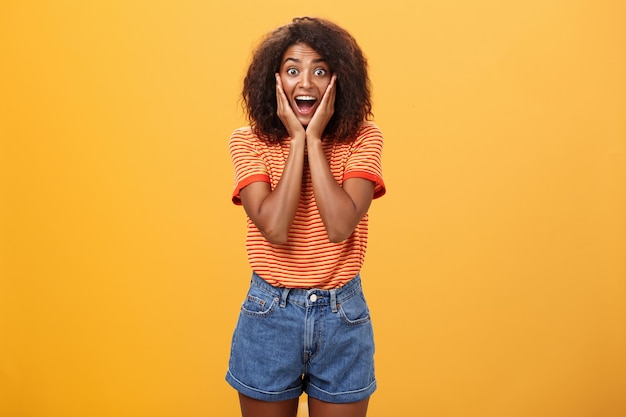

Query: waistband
left=250, top=272, right=363, bottom=313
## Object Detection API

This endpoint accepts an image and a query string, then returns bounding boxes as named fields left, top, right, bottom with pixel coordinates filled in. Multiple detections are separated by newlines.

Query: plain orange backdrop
left=1, top=1, right=624, bottom=416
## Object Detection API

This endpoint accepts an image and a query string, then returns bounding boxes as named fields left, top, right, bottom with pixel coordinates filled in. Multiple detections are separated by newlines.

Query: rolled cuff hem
left=225, top=370, right=304, bottom=402
left=306, top=379, right=376, bottom=404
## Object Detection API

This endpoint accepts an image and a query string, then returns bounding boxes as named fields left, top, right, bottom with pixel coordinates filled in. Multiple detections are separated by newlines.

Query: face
left=279, top=43, right=332, bottom=126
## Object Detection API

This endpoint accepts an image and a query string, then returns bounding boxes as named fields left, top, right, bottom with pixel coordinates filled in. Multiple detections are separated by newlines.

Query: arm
left=239, top=74, right=307, bottom=245
left=305, top=74, right=375, bottom=242
left=239, top=139, right=304, bottom=245
left=307, top=143, right=375, bottom=242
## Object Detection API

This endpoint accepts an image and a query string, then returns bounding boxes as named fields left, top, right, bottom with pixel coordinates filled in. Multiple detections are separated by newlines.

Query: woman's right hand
left=275, top=73, right=306, bottom=140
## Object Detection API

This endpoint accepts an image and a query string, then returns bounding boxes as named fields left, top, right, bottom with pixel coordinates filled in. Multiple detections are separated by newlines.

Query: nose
left=300, top=71, right=312, bottom=88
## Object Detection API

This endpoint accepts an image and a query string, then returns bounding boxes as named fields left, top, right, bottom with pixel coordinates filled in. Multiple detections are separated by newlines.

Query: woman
left=226, top=17, right=385, bottom=417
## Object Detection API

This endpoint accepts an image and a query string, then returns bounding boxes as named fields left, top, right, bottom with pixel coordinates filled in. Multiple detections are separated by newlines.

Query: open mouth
left=294, top=95, right=317, bottom=115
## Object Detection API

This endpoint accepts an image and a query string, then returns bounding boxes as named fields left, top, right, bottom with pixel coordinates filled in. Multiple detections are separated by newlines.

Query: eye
left=286, top=68, right=299, bottom=76
left=314, top=68, right=327, bottom=76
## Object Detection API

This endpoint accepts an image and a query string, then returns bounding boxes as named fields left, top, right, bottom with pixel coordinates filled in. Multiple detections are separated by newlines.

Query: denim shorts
left=226, top=272, right=376, bottom=403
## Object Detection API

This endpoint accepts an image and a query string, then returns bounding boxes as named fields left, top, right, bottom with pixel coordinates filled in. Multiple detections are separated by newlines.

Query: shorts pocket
left=338, top=292, right=371, bottom=325
left=241, top=286, right=279, bottom=318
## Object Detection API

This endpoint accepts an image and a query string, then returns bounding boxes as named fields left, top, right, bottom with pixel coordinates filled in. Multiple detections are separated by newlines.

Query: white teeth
left=295, top=96, right=316, bottom=100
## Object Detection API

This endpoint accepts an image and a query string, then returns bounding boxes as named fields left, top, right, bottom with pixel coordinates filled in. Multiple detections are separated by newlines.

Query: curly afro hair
left=242, top=17, right=373, bottom=143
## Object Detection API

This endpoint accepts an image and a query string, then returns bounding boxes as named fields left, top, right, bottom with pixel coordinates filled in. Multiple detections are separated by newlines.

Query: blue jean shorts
left=226, top=272, right=376, bottom=403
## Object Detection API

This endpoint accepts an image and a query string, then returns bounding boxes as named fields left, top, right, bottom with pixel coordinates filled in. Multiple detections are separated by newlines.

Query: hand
left=306, top=74, right=337, bottom=142
left=275, top=73, right=306, bottom=140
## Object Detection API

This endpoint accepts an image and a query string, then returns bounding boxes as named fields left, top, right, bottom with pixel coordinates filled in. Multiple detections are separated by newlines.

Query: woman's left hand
left=306, top=74, right=337, bottom=142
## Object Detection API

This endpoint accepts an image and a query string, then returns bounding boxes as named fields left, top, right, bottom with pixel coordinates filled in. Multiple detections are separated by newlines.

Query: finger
left=275, top=73, right=284, bottom=96
left=327, top=74, right=337, bottom=94
left=322, top=75, right=337, bottom=114
left=326, top=74, right=337, bottom=109
left=319, top=74, right=337, bottom=111
left=277, top=76, right=294, bottom=114
left=275, top=74, right=283, bottom=106
left=275, top=74, right=289, bottom=115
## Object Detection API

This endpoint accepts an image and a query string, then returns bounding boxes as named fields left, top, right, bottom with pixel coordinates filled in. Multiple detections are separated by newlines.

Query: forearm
left=306, top=140, right=371, bottom=243
left=244, top=138, right=305, bottom=244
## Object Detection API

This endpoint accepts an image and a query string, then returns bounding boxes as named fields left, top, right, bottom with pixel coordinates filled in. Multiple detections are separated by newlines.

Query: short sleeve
left=343, top=122, right=386, bottom=198
left=228, top=128, right=271, bottom=205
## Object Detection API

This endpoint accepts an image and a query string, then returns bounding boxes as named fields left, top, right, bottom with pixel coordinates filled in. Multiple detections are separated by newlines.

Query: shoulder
left=229, top=126, right=255, bottom=142
left=356, top=121, right=382, bottom=137
left=229, top=127, right=268, bottom=151
left=350, top=122, right=383, bottom=149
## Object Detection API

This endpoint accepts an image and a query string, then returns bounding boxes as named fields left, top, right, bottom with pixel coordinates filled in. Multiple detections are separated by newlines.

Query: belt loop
left=330, top=289, right=338, bottom=313
left=280, top=287, right=290, bottom=308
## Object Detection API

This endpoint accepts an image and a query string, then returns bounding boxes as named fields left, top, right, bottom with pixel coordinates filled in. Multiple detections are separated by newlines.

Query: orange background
left=1, top=1, right=624, bottom=416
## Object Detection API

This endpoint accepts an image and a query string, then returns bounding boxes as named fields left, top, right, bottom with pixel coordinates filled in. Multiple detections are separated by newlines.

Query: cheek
left=317, top=79, right=331, bottom=92
left=281, top=79, right=296, bottom=96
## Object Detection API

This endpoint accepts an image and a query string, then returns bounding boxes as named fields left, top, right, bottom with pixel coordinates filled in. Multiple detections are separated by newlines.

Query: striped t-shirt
left=229, top=121, right=385, bottom=289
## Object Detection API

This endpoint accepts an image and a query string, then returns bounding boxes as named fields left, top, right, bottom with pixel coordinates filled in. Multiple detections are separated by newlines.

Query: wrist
left=305, top=137, right=324, bottom=156
left=306, top=134, right=323, bottom=145
left=289, top=135, right=306, bottom=153
left=290, top=131, right=306, bottom=142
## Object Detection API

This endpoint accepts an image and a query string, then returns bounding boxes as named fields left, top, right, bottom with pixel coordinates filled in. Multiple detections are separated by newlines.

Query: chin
left=300, top=115, right=314, bottom=125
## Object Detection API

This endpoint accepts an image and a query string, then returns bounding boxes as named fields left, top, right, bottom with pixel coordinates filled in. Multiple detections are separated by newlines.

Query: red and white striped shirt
left=229, top=122, right=385, bottom=289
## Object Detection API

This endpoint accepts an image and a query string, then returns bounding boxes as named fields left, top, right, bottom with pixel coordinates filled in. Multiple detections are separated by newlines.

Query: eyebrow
left=282, top=57, right=327, bottom=65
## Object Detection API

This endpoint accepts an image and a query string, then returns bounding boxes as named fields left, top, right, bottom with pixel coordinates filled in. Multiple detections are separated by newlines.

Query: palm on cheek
left=275, top=74, right=305, bottom=138
left=306, top=74, right=336, bottom=140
